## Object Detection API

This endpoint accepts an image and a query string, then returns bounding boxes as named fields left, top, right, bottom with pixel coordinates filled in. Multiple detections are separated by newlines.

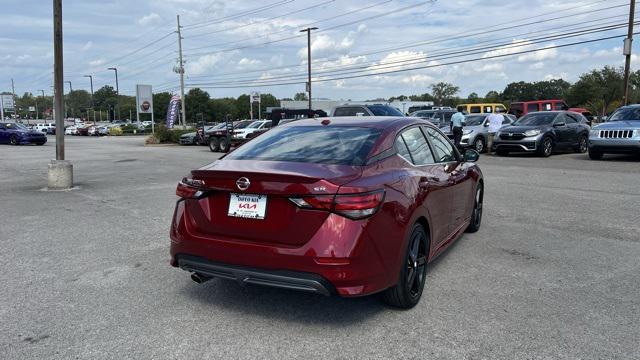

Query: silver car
left=588, top=105, right=640, bottom=159
left=440, top=114, right=515, bottom=152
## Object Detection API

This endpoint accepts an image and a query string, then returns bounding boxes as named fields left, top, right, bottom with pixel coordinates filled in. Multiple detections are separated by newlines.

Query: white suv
left=233, top=120, right=272, bottom=139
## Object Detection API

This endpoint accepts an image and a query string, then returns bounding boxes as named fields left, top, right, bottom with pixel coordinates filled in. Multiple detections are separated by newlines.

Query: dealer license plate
left=228, top=193, right=267, bottom=219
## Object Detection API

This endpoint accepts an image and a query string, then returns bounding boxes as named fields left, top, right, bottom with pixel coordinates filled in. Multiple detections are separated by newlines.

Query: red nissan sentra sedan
left=170, top=117, right=483, bottom=308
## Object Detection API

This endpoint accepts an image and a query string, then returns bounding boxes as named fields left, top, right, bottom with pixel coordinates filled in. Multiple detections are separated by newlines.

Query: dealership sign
left=135, top=84, right=153, bottom=114
left=166, top=96, right=181, bottom=129
left=1, top=94, right=14, bottom=110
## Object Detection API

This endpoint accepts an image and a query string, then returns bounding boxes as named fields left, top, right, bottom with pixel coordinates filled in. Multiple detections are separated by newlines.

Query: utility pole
left=108, top=67, right=119, bottom=120
left=300, top=27, right=318, bottom=111
left=177, top=15, right=186, bottom=127
left=34, top=96, right=39, bottom=121
left=49, top=0, right=72, bottom=190
left=84, top=75, right=94, bottom=122
left=623, top=0, right=636, bottom=105
left=11, top=78, right=17, bottom=118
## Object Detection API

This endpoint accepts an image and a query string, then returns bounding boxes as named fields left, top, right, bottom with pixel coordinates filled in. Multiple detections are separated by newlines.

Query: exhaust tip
left=191, top=273, right=210, bottom=284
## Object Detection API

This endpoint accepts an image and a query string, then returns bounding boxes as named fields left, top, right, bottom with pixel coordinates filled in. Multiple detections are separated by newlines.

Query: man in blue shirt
left=450, top=108, right=466, bottom=149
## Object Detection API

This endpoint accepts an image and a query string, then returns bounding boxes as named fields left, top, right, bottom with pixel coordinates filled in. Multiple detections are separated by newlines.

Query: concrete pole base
left=48, top=160, right=73, bottom=190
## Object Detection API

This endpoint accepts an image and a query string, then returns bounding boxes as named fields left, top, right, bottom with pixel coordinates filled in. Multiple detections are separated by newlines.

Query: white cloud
left=530, top=62, right=545, bottom=70
left=89, top=59, right=105, bottom=66
left=517, top=46, right=558, bottom=62
left=81, top=41, right=93, bottom=51
left=138, top=13, right=161, bottom=26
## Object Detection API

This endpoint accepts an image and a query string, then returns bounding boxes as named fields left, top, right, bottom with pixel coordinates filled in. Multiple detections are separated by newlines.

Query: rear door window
left=528, top=103, right=539, bottom=113
left=425, top=128, right=457, bottom=163
left=400, top=127, right=435, bottom=165
left=470, top=106, right=482, bottom=113
left=395, top=136, right=412, bottom=163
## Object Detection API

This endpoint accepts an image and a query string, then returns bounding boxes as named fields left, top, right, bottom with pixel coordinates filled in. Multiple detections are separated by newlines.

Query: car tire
left=538, top=136, right=553, bottom=157
left=9, top=135, right=18, bottom=145
left=588, top=149, right=604, bottom=160
left=381, top=223, right=428, bottom=309
left=575, top=135, right=588, bottom=153
left=496, top=148, right=508, bottom=156
left=473, top=137, right=486, bottom=153
left=219, top=137, right=230, bottom=153
left=209, top=137, right=220, bottom=152
left=465, top=182, right=483, bottom=233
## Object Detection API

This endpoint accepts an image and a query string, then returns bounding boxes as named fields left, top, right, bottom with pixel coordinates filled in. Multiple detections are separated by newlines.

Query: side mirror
left=463, top=149, right=480, bottom=162
left=553, top=122, right=566, bottom=127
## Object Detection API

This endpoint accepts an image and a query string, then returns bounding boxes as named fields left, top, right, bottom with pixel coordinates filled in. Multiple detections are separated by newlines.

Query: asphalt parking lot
left=1, top=136, right=639, bottom=359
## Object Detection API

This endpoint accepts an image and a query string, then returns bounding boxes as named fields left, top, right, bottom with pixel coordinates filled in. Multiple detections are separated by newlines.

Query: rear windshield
left=367, top=105, right=404, bottom=116
left=225, top=126, right=382, bottom=165
left=515, top=112, right=557, bottom=126
left=608, top=107, right=640, bottom=121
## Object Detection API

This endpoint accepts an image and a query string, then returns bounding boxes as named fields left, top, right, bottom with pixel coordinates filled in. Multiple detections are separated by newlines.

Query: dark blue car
left=0, top=122, right=47, bottom=145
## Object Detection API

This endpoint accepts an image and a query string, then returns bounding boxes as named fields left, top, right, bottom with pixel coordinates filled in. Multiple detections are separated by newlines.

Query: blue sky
left=0, top=0, right=635, bottom=100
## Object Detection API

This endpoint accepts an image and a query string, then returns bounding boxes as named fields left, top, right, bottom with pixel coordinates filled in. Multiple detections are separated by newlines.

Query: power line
left=182, top=0, right=295, bottom=29
left=184, top=0, right=434, bottom=56
left=183, top=8, right=628, bottom=83
left=185, top=31, right=633, bottom=88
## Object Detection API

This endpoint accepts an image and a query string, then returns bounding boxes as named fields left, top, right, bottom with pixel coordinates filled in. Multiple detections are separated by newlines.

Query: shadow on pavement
left=180, top=278, right=388, bottom=325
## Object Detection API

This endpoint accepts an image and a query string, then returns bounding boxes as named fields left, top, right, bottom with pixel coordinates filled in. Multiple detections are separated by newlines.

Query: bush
left=109, top=127, right=123, bottom=136
left=152, top=125, right=193, bottom=144
left=144, top=135, right=159, bottom=145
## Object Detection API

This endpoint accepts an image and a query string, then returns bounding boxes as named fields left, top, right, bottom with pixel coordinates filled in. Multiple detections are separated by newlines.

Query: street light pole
left=84, top=75, right=94, bottom=122
left=108, top=67, right=120, bottom=120
left=300, top=27, right=318, bottom=112
left=64, top=81, right=72, bottom=118
left=39, top=89, right=46, bottom=119
left=623, top=0, right=636, bottom=105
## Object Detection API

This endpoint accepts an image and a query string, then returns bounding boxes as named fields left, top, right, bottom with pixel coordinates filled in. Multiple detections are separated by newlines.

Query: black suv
left=492, top=111, right=590, bottom=157
left=409, top=109, right=457, bottom=127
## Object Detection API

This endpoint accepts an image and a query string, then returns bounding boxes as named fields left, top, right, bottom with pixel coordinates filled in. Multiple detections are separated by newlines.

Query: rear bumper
left=170, top=201, right=394, bottom=297
left=177, top=254, right=335, bottom=296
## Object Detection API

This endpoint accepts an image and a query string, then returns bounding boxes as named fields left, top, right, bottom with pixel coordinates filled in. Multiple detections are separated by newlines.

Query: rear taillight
left=289, top=190, right=385, bottom=220
left=176, top=178, right=206, bottom=199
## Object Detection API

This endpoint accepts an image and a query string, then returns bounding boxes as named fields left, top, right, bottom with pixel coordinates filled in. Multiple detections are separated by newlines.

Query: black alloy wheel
left=576, top=135, right=588, bottom=153
left=209, top=137, right=220, bottom=152
left=466, top=183, right=483, bottom=233
left=9, top=135, right=18, bottom=145
left=382, top=224, right=428, bottom=309
left=539, top=137, right=553, bottom=157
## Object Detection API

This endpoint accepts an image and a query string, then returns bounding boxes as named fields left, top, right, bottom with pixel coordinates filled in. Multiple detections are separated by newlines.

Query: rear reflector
left=289, top=190, right=384, bottom=220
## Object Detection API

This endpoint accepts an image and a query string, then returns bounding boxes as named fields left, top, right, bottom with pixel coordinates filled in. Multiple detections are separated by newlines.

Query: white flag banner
left=136, top=85, right=153, bottom=114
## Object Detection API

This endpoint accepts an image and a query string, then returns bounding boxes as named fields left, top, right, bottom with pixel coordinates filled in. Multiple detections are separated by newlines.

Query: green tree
left=484, top=91, right=501, bottom=103
left=501, top=81, right=536, bottom=102
left=409, top=93, right=434, bottom=102
left=430, top=82, right=459, bottom=105
left=66, top=90, right=91, bottom=118
left=93, top=85, right=118, bottom=119
left=153, top=92, right=173, bottom=121
left=293, top=92, right=308, bottom=101
left=466, top=92, right=479, bottom=103
left=185, top=88, right=211, bottom=123
left=566, top=66, right=624, bottom=116
left=259, top=93, right=279, bottom=116
left=236, top=94, right=251, bottom=119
